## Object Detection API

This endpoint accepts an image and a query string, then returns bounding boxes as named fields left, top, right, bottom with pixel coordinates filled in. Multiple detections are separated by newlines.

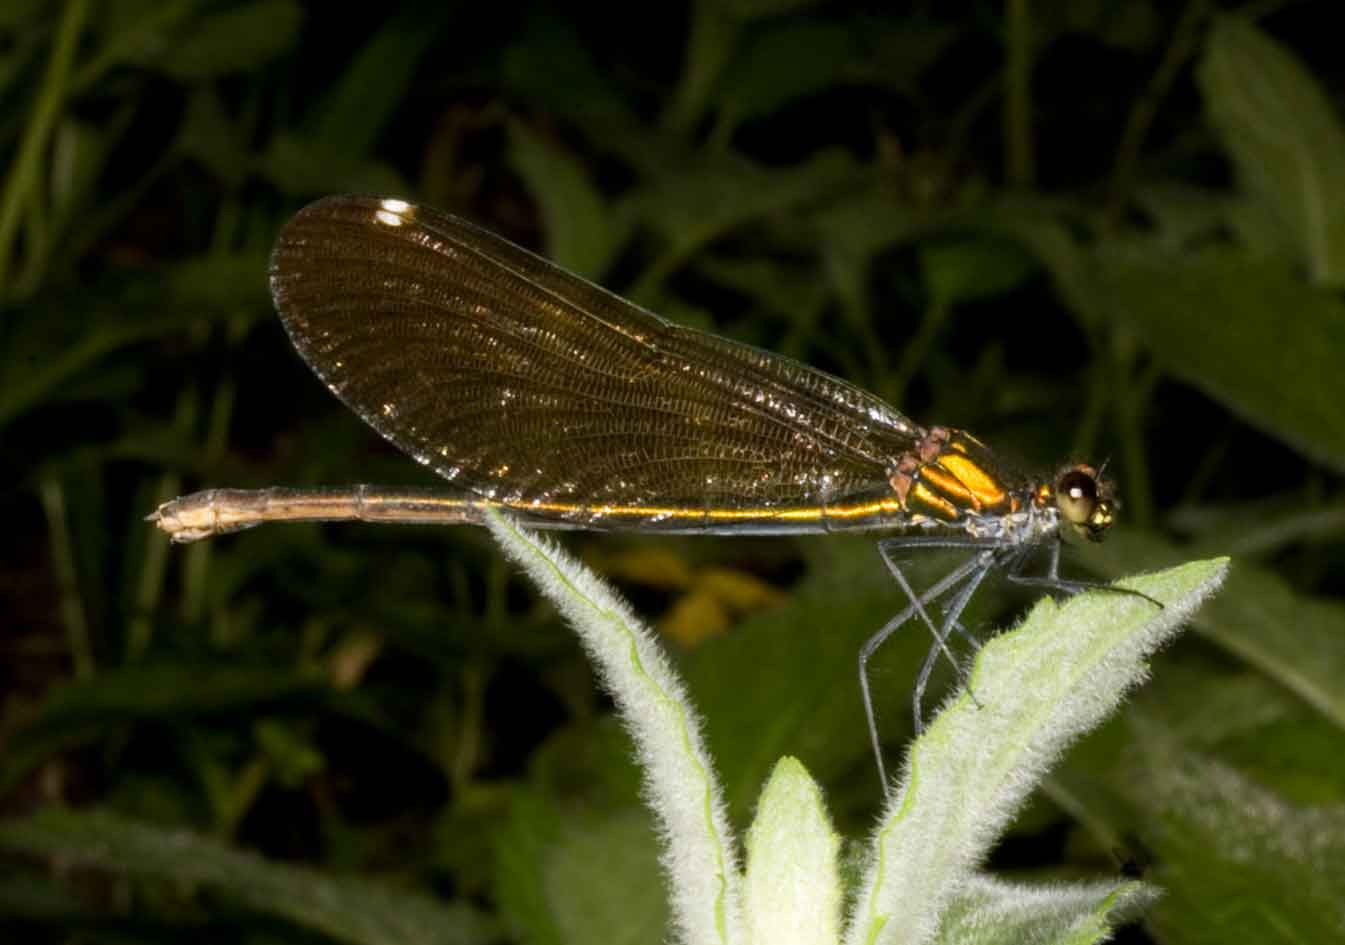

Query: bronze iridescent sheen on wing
left=151, top=195, right=1139, bottom=791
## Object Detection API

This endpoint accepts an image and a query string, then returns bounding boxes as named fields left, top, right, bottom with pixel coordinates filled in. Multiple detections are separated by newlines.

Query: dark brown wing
left=269, top=195, right=922, bottom=527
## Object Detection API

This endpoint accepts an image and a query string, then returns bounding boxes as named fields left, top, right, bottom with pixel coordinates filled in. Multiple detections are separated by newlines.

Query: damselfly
left=151, top=195, right=1143, bottom=789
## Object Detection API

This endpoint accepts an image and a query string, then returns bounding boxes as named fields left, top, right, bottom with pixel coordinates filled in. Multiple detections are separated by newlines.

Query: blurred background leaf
left=2, top=3, right=1344, bottom=944
left=1198, top=17, right=1345, bottom=286
left=0, top=807, right=498, bottom=945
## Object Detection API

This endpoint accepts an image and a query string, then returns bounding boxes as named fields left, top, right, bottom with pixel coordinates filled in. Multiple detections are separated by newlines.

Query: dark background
left=3, top=1, right=1344, bottom=943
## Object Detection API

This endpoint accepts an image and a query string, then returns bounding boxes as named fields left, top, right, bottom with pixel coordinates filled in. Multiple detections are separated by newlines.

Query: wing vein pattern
left=270, top=195, right=924, bottom=529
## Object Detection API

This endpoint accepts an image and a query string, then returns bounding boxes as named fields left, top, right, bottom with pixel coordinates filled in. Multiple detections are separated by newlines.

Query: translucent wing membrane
left=270, top=196, right=924, bottom=531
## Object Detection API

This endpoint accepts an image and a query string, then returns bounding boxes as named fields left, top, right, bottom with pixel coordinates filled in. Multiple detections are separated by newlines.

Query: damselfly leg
left=860, top=535, right=1005, bottom=790
left=863, top=534, right=1165, bottom=794
left=1004, top=538, right=1166, bottom=610
left=908, top=549, right=997, bottom=734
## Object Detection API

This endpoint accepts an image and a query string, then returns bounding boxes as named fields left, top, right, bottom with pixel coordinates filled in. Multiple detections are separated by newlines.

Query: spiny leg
left=878, top=537, right=1000, bottom=674
left=861, top=537, right=1001, bottom=791
left=880, top=537, right=1002, bottom=695
left=918, top=605, right=983, bottom=712
left=947, top=614, right=983, bottom=652
left=1006, top=538, right=1165, bottom=608
left=931, top=611, right=983, bottom=699
left=912, top=554, right=996, bottom=735
left=860, top=555, right=985, bottom=791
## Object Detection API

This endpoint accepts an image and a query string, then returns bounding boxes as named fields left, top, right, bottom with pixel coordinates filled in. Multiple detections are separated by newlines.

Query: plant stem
left=0, top=0, right=88, bottom=297
left=1104, top=0, right=1210, bottom=226
left=40, top=477, right=94, bottom=679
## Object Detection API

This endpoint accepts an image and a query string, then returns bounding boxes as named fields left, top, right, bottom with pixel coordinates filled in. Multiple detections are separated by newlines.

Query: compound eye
left=1056, top=468, right=1099, bottom=526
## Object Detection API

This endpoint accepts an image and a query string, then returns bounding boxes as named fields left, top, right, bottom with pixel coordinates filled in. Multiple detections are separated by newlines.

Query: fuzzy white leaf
left=934, top=874, right=1159, bottom=945
left=845, top=558, right=1228, bottom=945
left=485, top=510, right=742, bottom=945
left=744, top=757, right=842, bottom=945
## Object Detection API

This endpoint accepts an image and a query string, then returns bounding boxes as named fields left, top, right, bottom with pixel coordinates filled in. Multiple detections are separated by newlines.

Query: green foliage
left=1198, top=18, right=1345, bottom=286
left=482, top=510, right=1221, bottom=945
left=1091, top=248, right=1345, bottom=474
left=0, top=808, right=497, bottom=945
left=3, top=3, right=1344, bottom=945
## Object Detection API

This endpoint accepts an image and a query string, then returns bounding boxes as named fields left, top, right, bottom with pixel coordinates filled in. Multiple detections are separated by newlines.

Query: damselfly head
left=1052, top=464, right=1115, bottom=542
